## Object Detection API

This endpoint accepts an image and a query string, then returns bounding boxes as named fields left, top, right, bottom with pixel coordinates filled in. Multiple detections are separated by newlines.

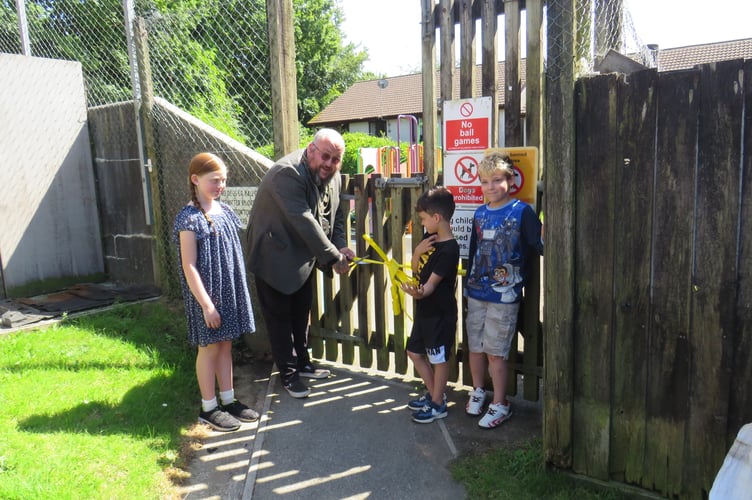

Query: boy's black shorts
left=406, top=314, right=457, bottom=364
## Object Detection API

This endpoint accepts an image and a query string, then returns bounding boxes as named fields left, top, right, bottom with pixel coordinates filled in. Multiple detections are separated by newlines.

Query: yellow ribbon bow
left=350, top=234, right=417, bottom=316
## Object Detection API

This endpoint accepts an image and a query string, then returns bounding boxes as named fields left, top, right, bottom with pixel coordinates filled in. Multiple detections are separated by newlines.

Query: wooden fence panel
left=685, top=60, right=743, bottom=498
left=567, top=61, right=752, bottom=497
left=572, top=73, right=618, bottom=480
left=731, top=59, right=752, bottom=441
left=643, top=69, right=697, bottom=497
left=609, top=69, right=657, bottom=485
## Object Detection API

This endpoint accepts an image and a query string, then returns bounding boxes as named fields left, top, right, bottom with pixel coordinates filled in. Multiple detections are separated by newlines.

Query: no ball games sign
left=443, top=97, right=492, bottom=152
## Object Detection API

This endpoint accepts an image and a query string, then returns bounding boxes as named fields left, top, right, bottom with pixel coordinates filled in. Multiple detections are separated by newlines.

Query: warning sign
left=444, top=152, right=484, bottom=205
left=485, top=147, right=539, bottom=207
left=444, top=119, right=489, bottom=151
left=443, top=97, right=493, bottom=152
left=450, top=207, right=475, bottom=257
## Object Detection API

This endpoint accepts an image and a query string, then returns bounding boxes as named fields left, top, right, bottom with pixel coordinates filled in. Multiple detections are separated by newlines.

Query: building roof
left=309, top=38, right=752, bottom=127
left=656, top=38, right=752, bottom=72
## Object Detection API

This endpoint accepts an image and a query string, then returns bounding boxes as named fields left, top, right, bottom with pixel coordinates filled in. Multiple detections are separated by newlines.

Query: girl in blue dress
left=173, top=152, right=257, bottom=432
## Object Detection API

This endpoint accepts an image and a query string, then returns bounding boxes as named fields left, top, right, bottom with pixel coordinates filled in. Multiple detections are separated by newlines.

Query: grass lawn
left=0, top=300, right=198, bottom=499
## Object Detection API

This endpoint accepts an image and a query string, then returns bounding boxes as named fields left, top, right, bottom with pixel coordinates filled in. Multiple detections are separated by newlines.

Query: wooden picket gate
left=307, top=172, right=543, bottom=401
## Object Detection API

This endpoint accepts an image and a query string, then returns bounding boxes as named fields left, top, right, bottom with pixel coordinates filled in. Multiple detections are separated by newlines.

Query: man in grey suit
left=246, top=128, right=354, bottom=398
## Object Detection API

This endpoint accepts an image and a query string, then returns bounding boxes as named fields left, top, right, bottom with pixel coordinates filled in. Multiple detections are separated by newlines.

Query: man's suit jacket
left=245, top=148, right=347, bottom=294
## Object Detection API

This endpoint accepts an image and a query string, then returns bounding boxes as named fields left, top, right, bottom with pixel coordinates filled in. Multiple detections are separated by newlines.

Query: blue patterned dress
left=173, top=202, right=255, bottom=346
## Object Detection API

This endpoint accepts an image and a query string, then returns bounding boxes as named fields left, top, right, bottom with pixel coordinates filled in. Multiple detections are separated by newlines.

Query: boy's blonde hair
left=478, top=152, right=515, bottom=179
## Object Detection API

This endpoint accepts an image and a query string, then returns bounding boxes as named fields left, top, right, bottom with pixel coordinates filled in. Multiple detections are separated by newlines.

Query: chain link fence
left=1, top=0, right=272, bottom=141
left=1, top=0, right=275, bottom=295
left=546, top=0, right=650, bottom=81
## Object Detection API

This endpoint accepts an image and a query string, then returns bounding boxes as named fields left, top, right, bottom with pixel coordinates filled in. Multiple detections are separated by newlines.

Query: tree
left=293, top=0, right=368, bottom=127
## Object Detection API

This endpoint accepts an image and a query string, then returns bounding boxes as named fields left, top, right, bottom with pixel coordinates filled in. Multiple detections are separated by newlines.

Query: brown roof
left=309, top=38, right=752, bottom=127
left=657, top=38, right=752, bottom=71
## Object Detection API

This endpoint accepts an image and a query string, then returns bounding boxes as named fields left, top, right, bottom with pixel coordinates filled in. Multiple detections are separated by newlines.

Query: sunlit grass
left=0, top=301, right=197, bottom=499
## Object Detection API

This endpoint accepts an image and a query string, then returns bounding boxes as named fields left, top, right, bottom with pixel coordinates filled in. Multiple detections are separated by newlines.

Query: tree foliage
left=293, top=0, right=367, bottom=126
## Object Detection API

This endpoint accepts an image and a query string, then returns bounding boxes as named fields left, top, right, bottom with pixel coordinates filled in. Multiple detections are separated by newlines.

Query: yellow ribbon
left=350, top=234, right=417, bottom=316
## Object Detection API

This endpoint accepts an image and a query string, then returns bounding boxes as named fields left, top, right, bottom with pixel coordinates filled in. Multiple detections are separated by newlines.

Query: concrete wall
left=87, top=101, right=156, bottom=285
left=0, top=54, right=104, bottom=296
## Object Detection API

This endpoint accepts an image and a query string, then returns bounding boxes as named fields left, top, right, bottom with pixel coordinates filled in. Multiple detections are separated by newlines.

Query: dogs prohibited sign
left=445, top=153, right=484, bottom=205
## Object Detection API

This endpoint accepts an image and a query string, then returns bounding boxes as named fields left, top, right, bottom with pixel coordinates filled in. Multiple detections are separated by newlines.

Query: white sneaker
left=465, top=387, right=486, bottom=416
left=478, top=401, right=512, bottom=429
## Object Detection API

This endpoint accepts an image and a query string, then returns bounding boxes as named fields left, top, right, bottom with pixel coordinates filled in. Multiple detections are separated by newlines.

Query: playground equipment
left=356, top=115, right=427, bottom=177
left=397, top=114, right=423, bottom=177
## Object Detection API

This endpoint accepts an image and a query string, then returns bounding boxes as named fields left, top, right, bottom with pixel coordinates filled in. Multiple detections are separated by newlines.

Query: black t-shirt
left=414, top=233, right=460, bottom=318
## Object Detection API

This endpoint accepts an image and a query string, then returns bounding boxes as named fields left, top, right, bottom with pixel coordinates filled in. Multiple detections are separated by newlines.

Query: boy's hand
left=414, top=234, right=436, bottom=256
left=401, top=281, right=425, bottom=299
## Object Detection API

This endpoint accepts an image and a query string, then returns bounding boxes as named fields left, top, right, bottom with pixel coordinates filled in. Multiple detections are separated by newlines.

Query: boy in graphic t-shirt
left=464, top=152, right=544, bottom=429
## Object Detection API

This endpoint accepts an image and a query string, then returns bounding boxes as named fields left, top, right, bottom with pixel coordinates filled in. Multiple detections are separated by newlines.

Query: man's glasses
left=311, top=142, right=342, bottom=164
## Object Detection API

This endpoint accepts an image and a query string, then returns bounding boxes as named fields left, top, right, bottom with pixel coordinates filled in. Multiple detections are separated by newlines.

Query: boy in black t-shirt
left=401, top=187, right=460, bottom=423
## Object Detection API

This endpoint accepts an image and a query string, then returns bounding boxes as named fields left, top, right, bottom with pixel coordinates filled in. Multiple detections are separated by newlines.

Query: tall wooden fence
left=307, top=173, right=543, bottom=401
left=545, top=59, right=752, bottom=499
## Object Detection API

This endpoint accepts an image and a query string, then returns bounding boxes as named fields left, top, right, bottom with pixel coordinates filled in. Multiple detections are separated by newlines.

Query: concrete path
left=178, top=360, right=542, bottom=499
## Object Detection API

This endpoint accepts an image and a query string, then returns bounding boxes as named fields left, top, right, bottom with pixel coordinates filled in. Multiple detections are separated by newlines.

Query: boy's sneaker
left=221, top=399, right=259, bottom=422
left=284, top=379, right=311, bottom=398
left=478, top=401, right=512, bottom=429
left=198, top=408, right=241, bottom=432
left=412, top=401, right=448, bottom=424
left=299, top=363, right=331, bottom=379
left=466, top=387, right=486, bottom=416
left=407, top=392, right=447, bottom=411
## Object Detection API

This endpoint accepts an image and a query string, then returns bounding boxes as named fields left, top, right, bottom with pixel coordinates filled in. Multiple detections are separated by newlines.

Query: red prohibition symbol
left=509, top=166, right=524, bottom=194
left=455, top=156, right=479, bottom=184
left=459, top=102, right=474, bottom=117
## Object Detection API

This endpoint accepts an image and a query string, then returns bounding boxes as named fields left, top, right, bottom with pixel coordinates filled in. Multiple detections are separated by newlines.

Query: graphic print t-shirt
left=465, top=199, right=542, bottom=304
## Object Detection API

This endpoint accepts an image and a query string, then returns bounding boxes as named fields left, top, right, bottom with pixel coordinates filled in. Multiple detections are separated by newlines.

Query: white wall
left=0, top=54, right=104, bottom=293
left=348, top=122, right=370, bottom=135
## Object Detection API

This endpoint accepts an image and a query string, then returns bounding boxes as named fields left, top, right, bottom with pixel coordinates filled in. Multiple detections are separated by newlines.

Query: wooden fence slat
left=355, top=174, right=373, bottom=368
left=572, top=73, right=618, bottom=480
left=335, top=175, right=355, bottom=364
left=731, top=59, right=752, bottom=442
left=503, top=0, right=522, bottom=146
left=391, top=183, right=408, bottom=374
left=310, top=271, right=324, bottom=358
left=543, top=0, right=577, bottom=471
left=685, top=59, right=743, bottom=497
left=373, top=177, right=390, bottom=371
left=609, top=68, right=657, bottom=485
left=520, top=261, right=541, bottom=401
left=643, top=69, right=697, bottom=497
